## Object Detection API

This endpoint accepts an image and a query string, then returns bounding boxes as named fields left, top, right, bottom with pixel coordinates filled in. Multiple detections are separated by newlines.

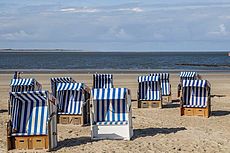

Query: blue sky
left=0, top=0, right=230, bottom=51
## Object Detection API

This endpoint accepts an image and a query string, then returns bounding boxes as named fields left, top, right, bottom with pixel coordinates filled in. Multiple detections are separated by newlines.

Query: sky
left=0, top=0, right=230, bottom=51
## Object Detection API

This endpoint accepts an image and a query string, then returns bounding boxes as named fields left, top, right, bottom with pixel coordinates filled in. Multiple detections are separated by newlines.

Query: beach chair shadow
left=212, top=110, right=230, bottom=116
left=53, top=136, right=95, bottom=150
left=0, top=109, right=8, bottom=113
left=133, top=127, right=186, bottom=139
left=163, top=103, right=180, bottom=109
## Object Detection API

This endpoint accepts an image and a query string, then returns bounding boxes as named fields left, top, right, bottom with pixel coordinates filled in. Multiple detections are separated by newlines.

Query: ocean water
left=0, top=51, right=229, bottom=71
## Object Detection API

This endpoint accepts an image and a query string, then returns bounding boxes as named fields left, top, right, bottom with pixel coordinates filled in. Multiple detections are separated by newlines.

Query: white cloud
left=118, top=7, right=143, bottom=12
left=208, top=24, right=229, bottom=36
left=0, top=30, right=31, bottom=40
left=60, top=7, right=99, bottom=13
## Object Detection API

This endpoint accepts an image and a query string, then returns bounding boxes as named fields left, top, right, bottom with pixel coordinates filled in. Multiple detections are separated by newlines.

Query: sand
left=0, top=72, right=230, bottom=153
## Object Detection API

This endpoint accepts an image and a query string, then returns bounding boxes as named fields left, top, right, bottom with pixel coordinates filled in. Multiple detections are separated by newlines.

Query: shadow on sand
left=133, top=127, right=186, bottom=139
left=163, top=103, right=180, bottom=109
left=212, top=110, right=230, bottom=116
left=0, top=109, right=8, bottom=113
left=53, top=136, right=95, bottom=151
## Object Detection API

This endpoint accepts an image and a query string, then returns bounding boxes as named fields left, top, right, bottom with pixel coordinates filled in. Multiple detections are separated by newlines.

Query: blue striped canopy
left=56, top=83, right=83, bottom=91
left=150, top=73, right=169, bottom=80
left=50, top=77, right=75, bottom=97
left=92, top=88, right=128, bottom=100
left=180, top=72, right=197, bottom=79
left=56, top=83, right=85, bottom=114
left=150, top=73, right=170, bottom=96
left=10, top=78, right=34, bottom=86
left=10, top=91, right=48, bottom=103
left=92, top=88, right=129, bottom=125
left=138, top=76, right=160, bottom=82
left=93, top=74, right=113, bottom=88
left=182, top=80, right=210, bottom=88
left=10, top=91, right=49, bottom=136
left=182, top=80, right=210, bottom=108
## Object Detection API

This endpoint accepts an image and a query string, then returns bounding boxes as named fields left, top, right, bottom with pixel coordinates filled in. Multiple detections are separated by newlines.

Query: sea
left=0, top=51, right=230, bottom=72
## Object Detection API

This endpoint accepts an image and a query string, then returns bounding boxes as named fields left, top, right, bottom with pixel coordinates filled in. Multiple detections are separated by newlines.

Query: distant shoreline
left=0, top=49, right=229, bottom=53
left=0, top=69, right=230, bottom=74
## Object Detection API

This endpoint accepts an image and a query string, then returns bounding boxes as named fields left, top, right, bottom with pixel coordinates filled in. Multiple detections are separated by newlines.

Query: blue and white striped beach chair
left=9, top=78, right=42, bottom=120
left=181, top=80, right=211, bottom=117
left=178, top=72, right=199, bottom=98
left=56, top=82, right=91, bottom=125
left=10, top=78, right=42, bottom=92
left=137, top=75, right=162, bottom=108
left=50, top=77, right=75, bottom=98
left=91, top=88, right=133, bottom=140
left=7, top=91, right=57, bottom=151
left=151, top=73, right=171, bottom=103
left=93, top=74, right=113, bottom=88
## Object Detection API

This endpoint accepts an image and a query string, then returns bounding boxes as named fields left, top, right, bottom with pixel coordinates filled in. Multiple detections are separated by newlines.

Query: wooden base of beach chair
left=180, top=107, right=210, bottom=118
left=58, top=115, right=83, bottom=125
left=138, top=100, right=162, bottom=108
left=162, top=95, right=172, bottom=104
left=8, top=135, right=48, bottom=150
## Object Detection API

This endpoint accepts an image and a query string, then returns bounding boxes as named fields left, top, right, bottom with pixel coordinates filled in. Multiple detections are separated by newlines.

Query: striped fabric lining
left=138, top=76, right=161, bottom=100
left=94, top=99, right=128, bottom=125
left=10, top=78, right=34, bottom=86
left=180, top=72, right=197, bottom=80
left=96, top=121, right=128, bottom=125
left=138, top=75, right=159, bottom=82
left=92, top=88, right=127, bottom=100
left=50, top=77, right=75, bottom=97
left=182, top=80, right=210, bottom=108
left=182, top=80, right=210, bottom=88
left=92, top=88, right=129, bottom=125
left=10, top=91, right=49, bottom=136
left=93, top=74, right=113, bottom=88
left=10, top=78, right=42, bottom=92
left=10, top=78, right=42, bottom=131
left=57, top=83, right=83, bottom=91
left=56, top=83, right=84, bottom=114
left=150, top=73, right=170, bottom=96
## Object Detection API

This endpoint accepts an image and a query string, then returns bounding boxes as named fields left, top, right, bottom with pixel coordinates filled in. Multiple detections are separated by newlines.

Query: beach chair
left=150, top=73, right=171, bottom=103
left=91, top=88, right=133, bottom=140
left=10, top=78, right=42, bottom=92
left=50, top=77, right=76, bottom=98
left=93, top=74, right=114, bottom=88
left=137, top=75, right=162, bottom=108
left=7, top=91, right=57, bottom=151
left=180, top=80, right=211, bottom=117
left=9, top=78, right=42, bottom=116
left=178, top=72, right=198, bottom=98
left=56, top=82, right=91, bottom=125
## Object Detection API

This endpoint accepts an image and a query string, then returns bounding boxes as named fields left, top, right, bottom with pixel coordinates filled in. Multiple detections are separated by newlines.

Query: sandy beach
left=0, top=72, right=230, bottom=152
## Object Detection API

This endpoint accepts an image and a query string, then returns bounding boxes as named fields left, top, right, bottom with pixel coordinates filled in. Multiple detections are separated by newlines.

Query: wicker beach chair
left=178, top=72, right=199, bottom=98
left=7, top=91, right=57, bottom=151
left=150, top=73, right=171, bottom=104
left=137, top=75, right=162, bottom=108
left=180, top=80, right=211, bottom=117
left=50, top=77, right=76, bottom=98
left=9, top=78, right=42, bottom=117
left=56, top=82, right=90, bottom=125
left=93, top=74, right=113, bottom=88
left=91, top=88, right=133, bottom=140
